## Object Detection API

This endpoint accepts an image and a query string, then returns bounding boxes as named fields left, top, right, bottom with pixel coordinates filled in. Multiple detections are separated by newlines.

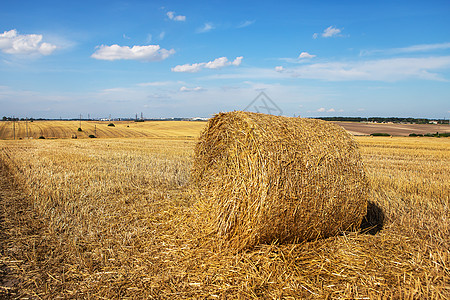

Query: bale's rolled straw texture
left=192, top=111, right=369, bottom=251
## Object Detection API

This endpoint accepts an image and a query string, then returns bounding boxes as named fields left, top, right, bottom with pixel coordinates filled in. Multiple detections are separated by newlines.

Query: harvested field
left=0, top=120, right=206, bottom=140
left=1, top=120, right=448, bottom=140
left=0, top=124, right=449, bottom=298
left=335, top=121, right=450, bottom=136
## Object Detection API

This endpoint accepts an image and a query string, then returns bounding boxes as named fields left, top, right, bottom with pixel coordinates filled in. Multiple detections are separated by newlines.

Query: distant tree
left=370, top=133, right=391, bottom=136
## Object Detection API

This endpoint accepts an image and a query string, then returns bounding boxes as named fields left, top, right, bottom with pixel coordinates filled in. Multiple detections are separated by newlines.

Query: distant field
left=1, top=120, right=448, bottom=140
left=0, top=120, right=207, bottom=140
left=335, top=121, right=450, bottom=136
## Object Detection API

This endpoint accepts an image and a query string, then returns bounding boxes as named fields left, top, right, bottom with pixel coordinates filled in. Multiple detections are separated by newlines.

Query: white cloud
left=137, top=81, right=175, bottom=87
left=299, top=52, right=316, bottom=59
left=312, top=33, right=318, bottom=39
left=38, top=42, right=57, bottom=55
left=171, top=56, right=243, bottom=72
left=159, top=31, right=166, bottom=40
left=205, top=57, right=229, bottom=69
left=322, top=26, right=342, bottom=38
left=281, top=56, right=450, bottom=82
left=167, top=11, right=186, bottom=21
left=91, top=44, right=175, bottom=61
left=392, top=43, right=450, bottom=53
left=200, top=55, right=450, bottom=82
left=171, top=63, right=205, bottom=73
left=100, top=87, right=130, bottom=94
left=0, top=29, right=57, bottom=56
left=180, top=86, right=204, bottom=92
left=197, top=23, right=214, bottom=33
left=278, top=52, right=316, bottom=64
left=313, top=108, right=335, bottom=113
left=361, top=42, right=450, bottom=56
left=232, top=56, right=243, bottom=66
left=237, top=20, right=255, bottom=28
left=275, top=66, right=284, bottom=72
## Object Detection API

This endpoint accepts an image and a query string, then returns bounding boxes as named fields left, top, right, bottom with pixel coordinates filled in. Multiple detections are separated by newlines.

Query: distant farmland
left=334, top=121, right=450, bottom=136
left=0, top=120, right=206, bottom=140
left=1, top=119, right=448, bottom=140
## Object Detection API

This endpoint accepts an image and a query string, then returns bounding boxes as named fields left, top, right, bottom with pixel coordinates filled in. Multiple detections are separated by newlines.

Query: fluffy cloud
left=275, top=66, right=284, bottom=72
left=299, top=52, right=316, bottom=59
left=0, top=29, right=57, bottom=55
left=171, top=63, right=204, bottom=73
left=205, top=57, right=230, bottom=69
left=167, top=11, right=186, bottom=21
left=313, top=26, right=343, bottom=39
left=172, top=56, right=243, bottom=72
left=231, top=56, right=243, bottom=66
left=91, top=44, right=175, bottom=61
left=179, top=86, right=204, bottom=92
left=322, top=26, right=342, bottom=38
left=316, top=108, right=336, bottom=113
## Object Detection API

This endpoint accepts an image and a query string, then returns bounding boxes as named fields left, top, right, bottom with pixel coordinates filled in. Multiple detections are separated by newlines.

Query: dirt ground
left=334, top=122, right=450, bottom=136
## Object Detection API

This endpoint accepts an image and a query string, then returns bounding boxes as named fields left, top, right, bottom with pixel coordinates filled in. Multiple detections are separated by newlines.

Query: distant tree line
left=2, top=116, right=39, bottom=121
left=315, top=117, right=449, bottom=124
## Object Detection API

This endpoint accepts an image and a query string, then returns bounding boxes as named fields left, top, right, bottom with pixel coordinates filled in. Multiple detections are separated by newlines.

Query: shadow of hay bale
left=360, top=201, right=385, bottom=235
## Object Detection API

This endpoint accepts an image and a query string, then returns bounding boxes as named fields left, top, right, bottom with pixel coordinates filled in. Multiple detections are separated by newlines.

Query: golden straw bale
left=191, top=111, right=369, bottom=251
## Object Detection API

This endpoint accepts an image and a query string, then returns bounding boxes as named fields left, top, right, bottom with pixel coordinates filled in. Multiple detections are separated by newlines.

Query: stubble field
left=0, top=120, right=206, bottom=140
left=0, top=121, right=448, bottom=299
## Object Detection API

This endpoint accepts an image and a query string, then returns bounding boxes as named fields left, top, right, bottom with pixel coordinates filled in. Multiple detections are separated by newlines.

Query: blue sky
left=1, top=0, right=449, bottom=119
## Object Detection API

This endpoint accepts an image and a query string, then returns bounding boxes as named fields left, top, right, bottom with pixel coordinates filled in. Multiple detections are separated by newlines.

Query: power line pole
left=79, top=114, right=82, bottom=129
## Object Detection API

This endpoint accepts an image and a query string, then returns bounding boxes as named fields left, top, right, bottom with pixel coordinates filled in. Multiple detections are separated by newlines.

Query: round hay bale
left=191, top=111, right=369, bottom=251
